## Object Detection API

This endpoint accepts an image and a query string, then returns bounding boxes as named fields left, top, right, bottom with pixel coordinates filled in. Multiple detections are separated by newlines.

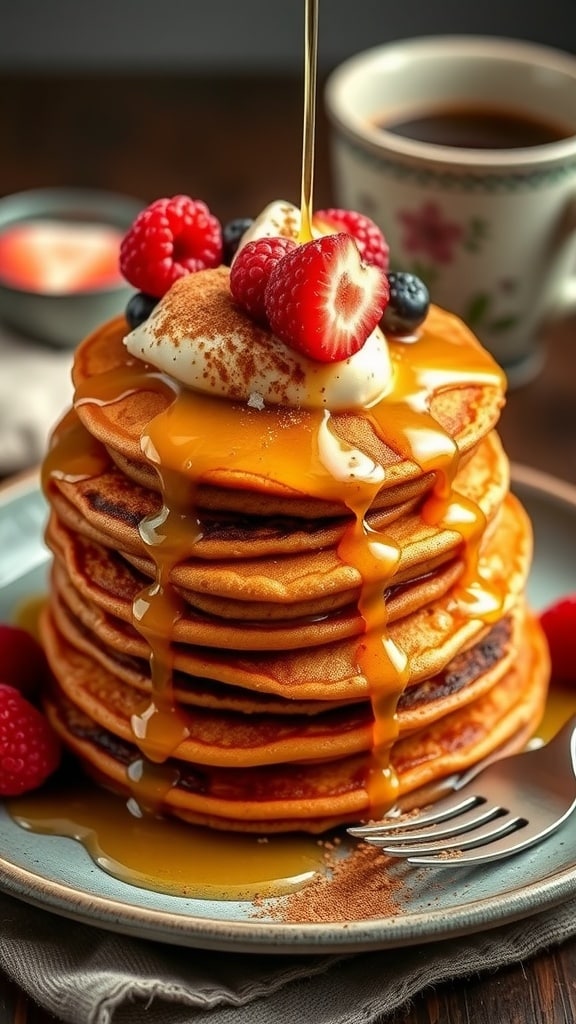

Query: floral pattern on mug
left=397, top=201, right=463, bottom=264
left=394, top=201, right=520, bottom=335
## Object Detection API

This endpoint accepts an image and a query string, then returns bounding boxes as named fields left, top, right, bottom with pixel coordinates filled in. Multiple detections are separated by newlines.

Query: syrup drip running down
left=9, top=779, right=326, bottom=899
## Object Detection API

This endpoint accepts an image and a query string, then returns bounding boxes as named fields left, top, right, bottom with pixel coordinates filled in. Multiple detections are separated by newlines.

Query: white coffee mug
left=325, top=36, right=576, bottom=385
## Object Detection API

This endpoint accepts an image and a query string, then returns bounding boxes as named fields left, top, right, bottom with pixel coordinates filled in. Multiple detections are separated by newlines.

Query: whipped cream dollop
left=233, top=200, right=302, bottom=249
left=124, top=201, right=392, bottom=411
left=232, top=199, right=337, bottom=253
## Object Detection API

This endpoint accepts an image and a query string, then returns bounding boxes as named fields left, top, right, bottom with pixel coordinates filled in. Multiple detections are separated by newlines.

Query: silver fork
left=348, top=714, right=576, bottom=866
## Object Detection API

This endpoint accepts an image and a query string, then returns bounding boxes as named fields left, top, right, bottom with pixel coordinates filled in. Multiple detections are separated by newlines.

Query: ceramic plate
left=0, top=467, right=575, bottom=955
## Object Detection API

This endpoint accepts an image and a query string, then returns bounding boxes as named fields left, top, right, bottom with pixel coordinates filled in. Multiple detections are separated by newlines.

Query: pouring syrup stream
left=298, top=0, right=318, bottom=244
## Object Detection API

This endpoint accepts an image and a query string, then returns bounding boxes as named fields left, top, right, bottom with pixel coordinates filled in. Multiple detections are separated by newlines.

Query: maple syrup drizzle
left=381, top=331, right=506, bottom=620
left=41, top=407, right=109, bottom=488
left=298, top=0, right=318, bottom=244
left=60, top=311, right=505, bottom=820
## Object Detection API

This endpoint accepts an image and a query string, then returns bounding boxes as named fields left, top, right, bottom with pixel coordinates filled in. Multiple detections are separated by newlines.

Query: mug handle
left=545, top=192, right=576, bottom=321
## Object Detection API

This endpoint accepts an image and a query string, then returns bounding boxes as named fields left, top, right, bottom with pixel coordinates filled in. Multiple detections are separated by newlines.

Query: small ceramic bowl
left=0, top=187, right=143, bottom=347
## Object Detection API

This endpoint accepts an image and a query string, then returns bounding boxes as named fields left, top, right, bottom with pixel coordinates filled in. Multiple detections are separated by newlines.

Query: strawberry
left=119, top=195, right=223, bottom=298
left=313, top=208, right=389, bottom=270
left=0, top=684, right=61, bottom=796
left=230, top=236, right=297, bottom=321
left=0, top=624, right=49, bottom=700
left=264, top=233, right=388, bottom=363
left=540, top=595, right=576, bottom=683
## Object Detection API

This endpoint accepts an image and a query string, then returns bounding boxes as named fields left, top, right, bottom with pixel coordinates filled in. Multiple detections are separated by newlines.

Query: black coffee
left=379, top=104, right=572, bottom=149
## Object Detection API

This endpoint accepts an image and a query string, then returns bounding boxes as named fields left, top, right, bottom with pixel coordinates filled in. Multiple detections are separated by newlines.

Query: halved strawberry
left=264, top=233, right=388, bottom=363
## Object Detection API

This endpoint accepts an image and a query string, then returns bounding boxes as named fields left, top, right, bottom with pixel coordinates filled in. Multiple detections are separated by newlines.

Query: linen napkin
left=0, top=325, right=73, bottom=476
left=1, top=890, right=575, bottom=1024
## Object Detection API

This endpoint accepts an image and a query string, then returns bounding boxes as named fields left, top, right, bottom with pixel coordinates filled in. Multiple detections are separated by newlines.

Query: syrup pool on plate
left=8, top=778, right=328, bottom=900
left=9, top=602, right=331, bottom=902
left=535, top=679, right=576, bottom=741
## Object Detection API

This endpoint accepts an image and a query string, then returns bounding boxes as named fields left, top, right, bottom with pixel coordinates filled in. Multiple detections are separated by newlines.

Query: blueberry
left=381, top=272, right=430, bottom=336
left=125, top=292, right=158, bottom=330
left=222, top=217, right=254, bottom=265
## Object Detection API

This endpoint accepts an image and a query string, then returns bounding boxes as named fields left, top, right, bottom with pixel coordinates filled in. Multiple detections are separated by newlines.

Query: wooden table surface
left=1, top=73, right=576, bottom=1024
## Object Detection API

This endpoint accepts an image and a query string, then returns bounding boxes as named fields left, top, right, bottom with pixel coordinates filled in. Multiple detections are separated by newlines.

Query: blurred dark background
left=1, top=0, right=575, bottom=220
left=2, top=0, right=575, bottom=72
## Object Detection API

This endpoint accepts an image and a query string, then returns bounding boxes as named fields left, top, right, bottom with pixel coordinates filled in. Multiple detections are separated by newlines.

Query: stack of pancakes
left=40, top=270, right=549, bottom=832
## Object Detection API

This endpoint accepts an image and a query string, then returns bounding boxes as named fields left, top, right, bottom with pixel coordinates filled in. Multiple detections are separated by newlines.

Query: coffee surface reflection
left=378, top=103, right=573, bottom=149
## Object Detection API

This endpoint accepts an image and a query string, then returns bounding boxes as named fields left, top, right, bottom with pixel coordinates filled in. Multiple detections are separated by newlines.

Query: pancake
left=45, top=425, right=508, bottom=563
left=46, top=510, right=466, bottom=625
left=39, top=248, right=549, bottom=834
left=44, top=491, right=531, bottom=661
left=43, top=608, right=549, bottom=832
left=49, top=580, right=522, bottom=724
left=48, top=555, right=516, bottom=702
left=68, top=298, right=505, bottom=517
left=42, top=597, right=526, bottom=749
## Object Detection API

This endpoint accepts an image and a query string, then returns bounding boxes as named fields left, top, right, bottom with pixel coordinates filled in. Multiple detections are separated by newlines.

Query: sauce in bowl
left=0, top=220, right=124, bottom=294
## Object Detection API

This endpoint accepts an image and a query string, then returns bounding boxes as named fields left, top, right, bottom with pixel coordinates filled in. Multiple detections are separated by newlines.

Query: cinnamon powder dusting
left=148, top=266, right=306, bottom=402
left=253, top=839, right=405, bottom=923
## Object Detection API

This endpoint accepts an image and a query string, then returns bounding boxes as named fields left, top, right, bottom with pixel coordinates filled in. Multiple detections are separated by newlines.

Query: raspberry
left=230, top=236, right=297, bottom=322
left=313, top=208, right=389, bottom=270
left=119, top=195, right=223, bottom=298
left=0, top=684, right=60, bottom=796
left=0, top=624, right=49, bottom=700
left=540, top=596, right=576, bottom=683
left=264, top=233, right=388, bottom=363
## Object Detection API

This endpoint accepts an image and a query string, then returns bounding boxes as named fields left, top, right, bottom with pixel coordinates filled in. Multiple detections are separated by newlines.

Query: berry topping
left=119, top=195, right=223, bottom=298
left=0, top=624, right=48, bottom=700
left=125, top=291, right=158, bottom=330
left=230, top=236, right=297, bottom=321
left=0, top=684, right=60, bottom=796
left=540, top=596, right=576, bottom=683
left=222, top=217, right=254, bottom=265
left=264, top=233, right=389, bottom=363
left=313, top=208, right=389, bottom=270
left=381, top=272, right=430, bottom=336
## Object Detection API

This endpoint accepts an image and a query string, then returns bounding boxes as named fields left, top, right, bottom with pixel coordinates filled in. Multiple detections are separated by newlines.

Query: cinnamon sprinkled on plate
left=253, top=839, right=404, bottom=923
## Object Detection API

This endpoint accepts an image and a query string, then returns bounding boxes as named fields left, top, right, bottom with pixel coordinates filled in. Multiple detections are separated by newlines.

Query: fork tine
left=347, top=791, right=479, bottom=838
left=367, top=802, right=503, bottom=844
left=350, top=716, right=576, bottom=866
left=407, top=817, right=548, bottom=866
left=373, top=810, right=523, bottom=857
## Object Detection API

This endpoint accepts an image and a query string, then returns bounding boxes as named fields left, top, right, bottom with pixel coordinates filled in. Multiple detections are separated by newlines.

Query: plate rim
left=1, top=464, right=576, bottom=955
left=0, top=809, right=575, bottom=954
